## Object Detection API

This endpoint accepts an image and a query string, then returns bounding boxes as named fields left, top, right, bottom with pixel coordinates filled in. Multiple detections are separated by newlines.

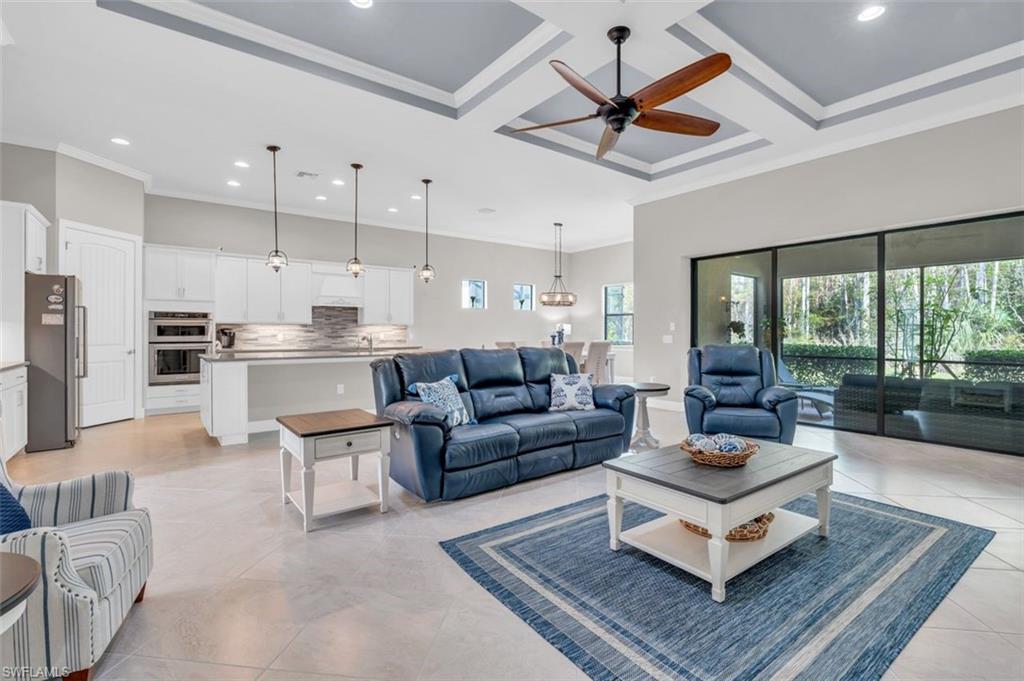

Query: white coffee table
left=604, top=442, right=835, bottom=602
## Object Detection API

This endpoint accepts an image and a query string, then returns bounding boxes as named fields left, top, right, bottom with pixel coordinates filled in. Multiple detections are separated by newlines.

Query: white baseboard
left=647, top=398, right=683, bottom=412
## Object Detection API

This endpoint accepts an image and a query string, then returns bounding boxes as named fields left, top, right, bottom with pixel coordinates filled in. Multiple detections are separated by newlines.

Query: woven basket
left=681, top=512, right=775, bottom=542
left=680, top=439, right=759, bottom=467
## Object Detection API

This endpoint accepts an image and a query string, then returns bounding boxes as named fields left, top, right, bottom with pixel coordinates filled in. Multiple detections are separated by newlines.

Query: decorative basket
left=680, top=439, right=759, bottom=467
left=681, top=512, right=775, bottom=542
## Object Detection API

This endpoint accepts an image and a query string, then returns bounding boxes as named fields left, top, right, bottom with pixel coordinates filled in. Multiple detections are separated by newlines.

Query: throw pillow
left=549, top=373, right=595, bottom=412
left=407, top=373, right=459, bottom=396
left=413, top=376, right=471, bottom=427
left=0, top=484, right=31, bottom=534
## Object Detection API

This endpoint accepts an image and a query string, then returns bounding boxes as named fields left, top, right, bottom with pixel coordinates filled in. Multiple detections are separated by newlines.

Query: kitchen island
left=199, top=347, right=421, bottom=446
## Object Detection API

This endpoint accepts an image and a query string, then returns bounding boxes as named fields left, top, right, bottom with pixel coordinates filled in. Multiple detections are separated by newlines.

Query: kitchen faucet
left=360, top=334, right=374, bottom=354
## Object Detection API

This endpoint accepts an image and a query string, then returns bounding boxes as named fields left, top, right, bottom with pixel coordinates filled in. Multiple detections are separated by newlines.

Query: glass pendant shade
left=418, top=178, right=435, bottom=284
left=349, top=163, right=364, bottom=278
left=264, top=144, right=288, bottom=272
left=540, top=222, right=576, bottom=307
left=346, top=256, right=364, bottom=277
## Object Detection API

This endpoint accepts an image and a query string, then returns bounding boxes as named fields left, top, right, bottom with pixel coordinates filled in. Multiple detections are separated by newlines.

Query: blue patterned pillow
left=412, top=376, right=471, bottom=427
left=1, top=484, right=31, bottom=534
left=549, top=373, right=595, bottom=411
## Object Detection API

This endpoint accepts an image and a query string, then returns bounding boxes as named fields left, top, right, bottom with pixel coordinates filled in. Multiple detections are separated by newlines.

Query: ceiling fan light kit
left=418, top=178, right=436, bottom=284
left=513, top=26, right=731, bottom=160
left=540, top=222, right=576, bottom=307
left=264, top=144, right=289, bottom=272
left=346, top=162, right=365, bottom=278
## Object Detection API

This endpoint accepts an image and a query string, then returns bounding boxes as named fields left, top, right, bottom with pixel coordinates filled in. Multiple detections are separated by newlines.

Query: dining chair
left=583, top=341, right=612, bottom=384
left=495, top=341, right=517, bottom=349
left=562, top=341, right=585, bottom=367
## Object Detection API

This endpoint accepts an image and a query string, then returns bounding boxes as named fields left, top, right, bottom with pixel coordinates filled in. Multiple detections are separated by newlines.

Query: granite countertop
left=0, top=361, right=29, bottom=372
left=201, top=346, right=423, bottom=362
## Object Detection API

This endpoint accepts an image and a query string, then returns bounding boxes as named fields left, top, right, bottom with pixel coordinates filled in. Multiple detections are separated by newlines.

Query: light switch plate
left=662, top=334, right=673, bottom=344
left=669, top=322, right=676, bottom=331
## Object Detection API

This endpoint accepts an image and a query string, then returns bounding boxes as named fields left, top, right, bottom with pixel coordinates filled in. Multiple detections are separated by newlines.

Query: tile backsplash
left=218, top=306, right=407, bottom=350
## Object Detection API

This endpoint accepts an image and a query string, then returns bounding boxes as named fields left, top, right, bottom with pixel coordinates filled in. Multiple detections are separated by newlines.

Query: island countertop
left=200, top=346, right=423, bottom=362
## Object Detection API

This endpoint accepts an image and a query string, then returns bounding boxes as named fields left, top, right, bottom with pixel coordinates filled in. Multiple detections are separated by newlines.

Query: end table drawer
left=315, top=430, right=382, bottom=459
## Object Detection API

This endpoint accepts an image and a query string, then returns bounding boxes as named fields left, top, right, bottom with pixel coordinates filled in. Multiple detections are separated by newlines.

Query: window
left=461, top=279, right=486, bottom=309
left=604, top=283, right=634, bottom=345
left=729, top=274, right=756, bottom=344
left=512, top=283, right=534, bottom=311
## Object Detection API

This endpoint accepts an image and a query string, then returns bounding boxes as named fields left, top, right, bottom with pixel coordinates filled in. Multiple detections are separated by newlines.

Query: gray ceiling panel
left=195, top=0, right=543, bottom=92
left=518, top=61, right=746, bottom=164
left=698, top=1, right=1024, bottom=106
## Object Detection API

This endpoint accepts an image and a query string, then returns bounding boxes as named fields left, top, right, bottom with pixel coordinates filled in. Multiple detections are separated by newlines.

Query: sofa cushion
left=396, top=351, right=474, bottom=420
left=462, top=348, right=533, bottom=420
left=703, top=407, right=780, bottom=439
left=63, top=508, right=151, bottom=599
left=486, top=412, right=577, bottom=452
left=517, top=445, right=573, bottom=481
left=562, top=408, right=625, bottom=441
left=518, top=347, right=570, bottom=410
left=444, top=423, right=519, bottom=470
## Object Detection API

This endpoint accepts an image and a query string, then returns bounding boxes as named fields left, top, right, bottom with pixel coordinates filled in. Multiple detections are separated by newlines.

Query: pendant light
left=539, top=222, right=576, bottom=306
left=418, top=178, right=435, bottom=283
left=264, top=145, right=288, bottom=272
left=346, top=163, right=364, bottom=278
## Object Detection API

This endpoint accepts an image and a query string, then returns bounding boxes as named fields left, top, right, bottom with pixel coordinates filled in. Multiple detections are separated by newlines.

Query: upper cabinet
left=24, top=210, right=48, bottom=274
left=360, top=267, right=414, bottom=326
left=215, top=256, right=312, bottom=324
left=145, top=246, right=215, bottom=302
left=1, top=202, right=49, bottom=363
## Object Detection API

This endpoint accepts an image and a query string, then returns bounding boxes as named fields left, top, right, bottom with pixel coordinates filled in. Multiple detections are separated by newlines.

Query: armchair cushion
left=704, top=407, right=781, bottom=439
left=0, top=484, right=31, bottom=534
left=684, top=385, right=717, bottom=409
left=63, top=508, right=152, bottom=600
left=757, top=386, right=797, bottom=410
left=383, top=400, right=450, bottom=431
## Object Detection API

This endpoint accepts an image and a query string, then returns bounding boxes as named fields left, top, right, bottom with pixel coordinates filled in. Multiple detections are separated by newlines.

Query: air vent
left=296, top=171, right=319, bottom=179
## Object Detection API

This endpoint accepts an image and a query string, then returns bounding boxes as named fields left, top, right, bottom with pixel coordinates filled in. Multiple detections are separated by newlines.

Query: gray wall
left=567, top=241, right=634, bottom=379
left=634, top=106, right=1024, bottom=402
left=145, top=194, right=572, bottom=350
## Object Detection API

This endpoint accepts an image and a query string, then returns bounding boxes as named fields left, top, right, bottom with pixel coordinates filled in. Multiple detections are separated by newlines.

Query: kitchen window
left=513, top=283, right=534, bottom=311
left=604, top=283, right=634, bottom=345
left=461, top=279, right=487, bottom=309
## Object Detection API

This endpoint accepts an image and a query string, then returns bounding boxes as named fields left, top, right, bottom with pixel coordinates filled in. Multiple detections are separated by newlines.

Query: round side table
left=627, top=382, right=671, bottom=451
left=1, top=553, right=40, bottom=635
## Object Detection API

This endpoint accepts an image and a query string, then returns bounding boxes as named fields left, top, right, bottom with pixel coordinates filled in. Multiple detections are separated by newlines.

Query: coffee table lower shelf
left=619, top=509, right=819, bottom=583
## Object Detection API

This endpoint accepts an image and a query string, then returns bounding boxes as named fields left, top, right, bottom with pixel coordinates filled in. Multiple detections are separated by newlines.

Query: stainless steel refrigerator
left=25, top=273, right=83, bottom=451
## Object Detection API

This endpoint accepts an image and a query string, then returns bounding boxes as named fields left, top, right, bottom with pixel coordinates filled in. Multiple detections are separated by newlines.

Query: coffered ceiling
left=0, top=1, right=1020, bottom=250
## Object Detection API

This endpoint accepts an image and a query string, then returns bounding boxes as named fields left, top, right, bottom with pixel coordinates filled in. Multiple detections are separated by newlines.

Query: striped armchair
left=0, top=460, right=152, bottom=681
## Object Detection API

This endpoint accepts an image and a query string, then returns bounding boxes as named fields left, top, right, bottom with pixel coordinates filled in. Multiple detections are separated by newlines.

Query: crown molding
left=55, top=143, right=153, bottom=190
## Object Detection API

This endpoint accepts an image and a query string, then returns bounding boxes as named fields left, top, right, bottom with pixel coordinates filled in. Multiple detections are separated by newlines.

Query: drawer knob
left=346, top=441, right=353, bottom=447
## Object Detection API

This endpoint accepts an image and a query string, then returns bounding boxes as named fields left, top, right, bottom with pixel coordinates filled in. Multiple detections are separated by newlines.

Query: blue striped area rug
left=441, top=493, right=993, bottom=681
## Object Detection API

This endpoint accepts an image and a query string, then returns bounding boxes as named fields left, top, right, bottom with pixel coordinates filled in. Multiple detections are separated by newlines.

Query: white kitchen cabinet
left=24, top=211, right=48, bottom=274
left=0, top=202, right=46, bottom=364
left=145, top=246, right=216, bottom=302
left=246, top=259, right=282, bottom=323
left=0, top=366, right=28, bottom=462
left=214, top=256, right=248, bottom=322
left=360, top=267, right=414, bottom=326
left=280, top=262, right=313, bottom=324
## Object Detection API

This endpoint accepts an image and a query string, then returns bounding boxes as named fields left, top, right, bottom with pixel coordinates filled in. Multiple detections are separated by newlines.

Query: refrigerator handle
left=76, top=305, right=89, bottom=378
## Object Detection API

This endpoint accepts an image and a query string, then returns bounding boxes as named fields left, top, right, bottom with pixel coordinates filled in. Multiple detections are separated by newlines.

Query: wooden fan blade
left=550, top=60, right=615, bottom=107
left=596, top=125, right=619, bottom=160
left=630, top=53, right=732, bottom=112
left=511, top=114, right=598, bottom=133
left=635, top=109, right=720, bottom=136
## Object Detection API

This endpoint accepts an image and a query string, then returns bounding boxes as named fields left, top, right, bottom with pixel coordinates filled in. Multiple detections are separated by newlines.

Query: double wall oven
left=148, top=312, right=212, bottom=385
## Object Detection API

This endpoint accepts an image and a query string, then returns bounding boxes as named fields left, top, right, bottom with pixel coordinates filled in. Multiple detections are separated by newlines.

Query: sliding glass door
left=690, top=212, right=1023, bottom=455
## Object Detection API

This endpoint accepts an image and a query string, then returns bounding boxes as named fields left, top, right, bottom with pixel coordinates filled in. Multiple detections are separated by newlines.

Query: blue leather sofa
left=371, top=347, right=636, bottom=501
left=684, top=345, right=798, bottom=445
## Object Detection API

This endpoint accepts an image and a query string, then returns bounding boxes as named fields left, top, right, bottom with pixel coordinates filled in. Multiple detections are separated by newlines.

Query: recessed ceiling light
left=110, top=137, right=130, bottom=146
left=234, top=160, right=250, bottom=168
left=410, top=194, right=422, bottom=200
left=478, top=207, right=496, bottom=214
left=331, top=179, right=345, bottom=186
left=227, top=180, right=241, bottom=187
left=350, top=0, right=372, bottom=8
left=387, top=207, right=398, bottom=213
left=857, top=5, right=885, bottom=21
left=315, top=195, right=327, bottom=201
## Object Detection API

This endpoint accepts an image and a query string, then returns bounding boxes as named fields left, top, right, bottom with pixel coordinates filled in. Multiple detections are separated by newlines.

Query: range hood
left=311, top=264, right=365, bottom=307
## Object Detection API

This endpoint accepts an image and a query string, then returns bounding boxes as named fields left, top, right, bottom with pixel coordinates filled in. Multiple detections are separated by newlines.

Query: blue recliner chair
left=684, top=345, right=798, bottom=445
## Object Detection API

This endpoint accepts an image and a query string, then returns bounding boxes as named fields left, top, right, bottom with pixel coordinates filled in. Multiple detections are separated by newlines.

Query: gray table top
left=603, top=441, right=837, bottom=504
left=626, top=382, right=671, bottom=392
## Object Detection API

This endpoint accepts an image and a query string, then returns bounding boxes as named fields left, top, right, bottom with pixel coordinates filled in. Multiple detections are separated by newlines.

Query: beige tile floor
left=7, top=409, right=1024, bottom=681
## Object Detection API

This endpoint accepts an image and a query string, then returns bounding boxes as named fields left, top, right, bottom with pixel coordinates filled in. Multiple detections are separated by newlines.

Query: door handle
left=127, top=349, right=135, bottom=355
left=76, top=305, right=89, bottom=378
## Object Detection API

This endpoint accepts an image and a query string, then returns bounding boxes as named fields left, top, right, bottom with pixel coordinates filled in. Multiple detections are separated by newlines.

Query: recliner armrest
left=684, top=385, right=716, bottom=409
left=593, top=384, right=636, bottom=411
left=383, top=401, right=450, bottom=431
left=756, top=386, right=796, bottom=410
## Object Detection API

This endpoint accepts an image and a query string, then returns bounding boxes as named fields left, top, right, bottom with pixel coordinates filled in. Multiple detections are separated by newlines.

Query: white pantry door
left=63, top=224, right=137, bottom=426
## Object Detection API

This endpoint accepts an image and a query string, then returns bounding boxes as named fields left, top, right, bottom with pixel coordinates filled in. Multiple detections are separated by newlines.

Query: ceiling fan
left=513, top=26, right=732, bottom=160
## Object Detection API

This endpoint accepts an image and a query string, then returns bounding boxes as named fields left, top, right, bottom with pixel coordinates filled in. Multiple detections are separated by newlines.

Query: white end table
left=278, top=409, right=393, bottom=532
left=628, top=382, right=670, bottom=451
